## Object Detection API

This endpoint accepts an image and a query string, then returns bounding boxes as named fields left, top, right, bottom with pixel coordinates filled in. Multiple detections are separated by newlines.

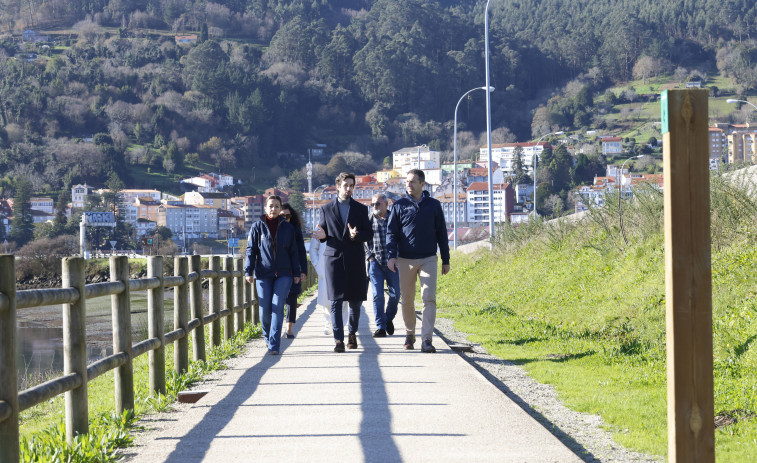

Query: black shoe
left=373, top=329, right=387, bottom=338
left=334, top=341, right=345, bottom=353
left=285, top=332, right=295, bottom=339
left=347, top=333, right=358, bottom=349
left=421, top=339, right=436, bottom=353
left=386, top=320, right=394, bottom=335
left=404, top=334, right=415, bottom=350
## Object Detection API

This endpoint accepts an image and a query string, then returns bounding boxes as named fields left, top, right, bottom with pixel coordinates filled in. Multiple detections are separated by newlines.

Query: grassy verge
left=437, top=177, right=757, bottom=461
left=18, top=322, right=261, bottom=462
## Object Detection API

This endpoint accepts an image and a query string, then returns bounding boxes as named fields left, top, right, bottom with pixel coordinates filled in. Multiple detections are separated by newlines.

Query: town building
left=479, top=143, right=549, bottom=177
left=71, top=184, right=93, bottom=209
left=601, top=137, right=623, bottom=155
left=392, top=145, right=441, bottom=177
left=157, top=204, right=219, bottom=240
left=465, top=182, right=515, bottom=223
left=30, top=197, right=54, bottom=215
left=184, top=191, right=231, bottom=210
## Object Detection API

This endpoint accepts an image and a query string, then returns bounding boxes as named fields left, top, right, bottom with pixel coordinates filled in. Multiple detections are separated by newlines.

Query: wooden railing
left=0, top=254, right=315, bottom=463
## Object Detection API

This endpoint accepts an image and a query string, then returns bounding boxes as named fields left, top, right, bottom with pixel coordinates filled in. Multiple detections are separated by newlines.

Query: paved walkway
left=124, top=293, right=583, bottom=462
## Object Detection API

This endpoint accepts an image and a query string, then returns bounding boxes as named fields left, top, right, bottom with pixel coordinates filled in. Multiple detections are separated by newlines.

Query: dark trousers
left=331, top=299, right=362, bottom=342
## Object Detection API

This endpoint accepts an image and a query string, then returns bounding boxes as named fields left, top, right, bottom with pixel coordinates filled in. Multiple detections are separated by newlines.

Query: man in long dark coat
left=314, top=172, right=373, bottom=352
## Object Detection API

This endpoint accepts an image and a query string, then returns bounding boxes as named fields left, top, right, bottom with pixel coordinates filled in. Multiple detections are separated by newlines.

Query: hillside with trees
left=0, top=0, right=755, bottom=200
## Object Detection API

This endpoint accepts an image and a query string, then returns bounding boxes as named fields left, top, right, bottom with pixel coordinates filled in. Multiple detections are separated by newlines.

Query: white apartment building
left=601, top=137, right=623, bottom=155
left=479, top=143, right=552, bottom=177
left=157, top=204, right=219, bottom=239
left=181, top=173, right=234, bottom=192
left=393, top=145, right=441, bottom=177
left=465, top=182, right=514, bottom=223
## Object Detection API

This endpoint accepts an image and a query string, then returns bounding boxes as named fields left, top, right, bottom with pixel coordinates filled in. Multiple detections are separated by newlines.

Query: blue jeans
left=331, top=299, right=362, bottom=342
left=369, top=260, right=400, bottom=330
left=256, top=276, right=293, bottom=352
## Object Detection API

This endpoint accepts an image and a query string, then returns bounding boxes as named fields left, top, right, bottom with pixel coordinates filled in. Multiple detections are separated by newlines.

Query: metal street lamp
left=532, top=131, right=564, bottom=220
left=727, top=99, right=757, bottom=162
left=484, top=0, right=494, bottom=247
left=310, top=184, right=329, bottom=232
left=618, top=155, right=645, bottom=246
left=454, top=85, right=494, bottom=249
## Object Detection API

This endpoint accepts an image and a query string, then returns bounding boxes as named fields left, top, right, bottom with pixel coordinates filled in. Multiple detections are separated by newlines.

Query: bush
left=15, top=235, right=79, bottom=282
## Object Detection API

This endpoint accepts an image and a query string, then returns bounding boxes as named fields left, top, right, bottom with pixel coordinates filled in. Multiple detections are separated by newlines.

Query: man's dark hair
left=335, top=172, right=356, bottom=187
left=265, top=195, right=282, bottom=206
left=408, top=169, right=425, bottom=183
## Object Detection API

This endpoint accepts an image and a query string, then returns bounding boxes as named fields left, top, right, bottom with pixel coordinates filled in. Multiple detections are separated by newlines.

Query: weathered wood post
left=223, top=256, right=234, bottom=340
left=189, top=255, right=205, bottom=362
left=62, top=257, right=88, bottom=442
left=110, top=256, right=134, bottom=414
left=147, top=256, right=165, bottom=396
left=174, top=256, right=189, bottom=374
left=661, top=88, right=714, bottom=462
left=209, top=256, right=221, bottom=346
left=234, top=257, right=244, bottom=332
left=0, top=255, right=19, bottom=463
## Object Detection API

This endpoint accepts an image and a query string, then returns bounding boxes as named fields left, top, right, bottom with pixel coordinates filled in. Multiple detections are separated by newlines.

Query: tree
left=9, top=177, right=34, bottom=247
left=512, top=146, right=530, bottom=185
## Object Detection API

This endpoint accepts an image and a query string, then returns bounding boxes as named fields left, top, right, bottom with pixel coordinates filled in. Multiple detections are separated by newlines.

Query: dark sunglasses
left=280, top=213, right=291, bottom=219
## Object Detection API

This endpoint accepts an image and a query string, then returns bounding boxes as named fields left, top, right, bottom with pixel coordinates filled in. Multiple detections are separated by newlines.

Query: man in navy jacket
left=314, top=172, right=373, bottom=352
left=387, top=169, right=451, bottom=353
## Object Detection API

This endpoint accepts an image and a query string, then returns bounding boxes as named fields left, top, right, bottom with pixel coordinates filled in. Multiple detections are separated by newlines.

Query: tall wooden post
left=147, top=256, right=165, bottom=396
left=189, top=255, right=205, bottom=362
left=662, top=89, right=714, bottom=462
left=174, top=256, right=189, bottom=374
left=234, top=258, right=244, bottom=332
left=209, top=256, right=221, bottom=346
left=62, top=257, right=88, bottom=442
left=0, top=255, right=19, bottom=463
left=110, top=256, right=134, bottom=414
left=223, top=257, right=234, bottom=340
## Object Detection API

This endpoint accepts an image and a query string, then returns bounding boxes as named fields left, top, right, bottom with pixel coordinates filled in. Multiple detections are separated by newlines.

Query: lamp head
left=727, top=99, right=740, bottom=104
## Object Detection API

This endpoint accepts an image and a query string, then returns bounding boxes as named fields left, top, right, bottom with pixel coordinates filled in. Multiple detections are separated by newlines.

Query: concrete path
left=124, top=294, right=583, bottom=462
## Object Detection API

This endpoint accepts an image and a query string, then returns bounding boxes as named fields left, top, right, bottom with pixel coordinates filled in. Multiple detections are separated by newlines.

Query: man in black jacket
left=314, top=172, right=373, bottom=352
left=387, top=169, right=451, bottom=353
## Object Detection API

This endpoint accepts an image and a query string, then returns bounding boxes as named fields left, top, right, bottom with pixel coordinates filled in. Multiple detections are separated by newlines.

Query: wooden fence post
left=662, top=88, right=714, bottom=462
left=209, top=256, right=221, bottom=347
left=147, top=256, right=165, bottom=396
left=110, top=256, right=134, bottom=414
left=223, top=257, right=234, bottom=341
left=174, top=256, right=189, bottom=374
left=189, top=255, right=205, bottom=362
left=0, top=255, right=19, bottom=463
left=62, top=257, right=88, bottom=442
left=234, top=258, right=244, bottom=332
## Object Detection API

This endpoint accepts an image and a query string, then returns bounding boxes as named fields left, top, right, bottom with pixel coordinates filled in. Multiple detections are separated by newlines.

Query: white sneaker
left=324, top=324, right=331, bottom=335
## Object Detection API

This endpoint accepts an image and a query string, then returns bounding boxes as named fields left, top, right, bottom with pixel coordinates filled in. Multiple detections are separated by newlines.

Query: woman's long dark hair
left=281, top=203, right=303, bottom=230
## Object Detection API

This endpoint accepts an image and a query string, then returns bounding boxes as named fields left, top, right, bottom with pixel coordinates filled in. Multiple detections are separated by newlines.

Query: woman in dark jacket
left=244, top=195, right=301, bottom=355
left=281, top=203, right=307, bottom=338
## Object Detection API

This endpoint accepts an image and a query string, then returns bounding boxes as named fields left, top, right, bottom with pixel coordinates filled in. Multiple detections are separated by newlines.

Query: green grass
left=437, top=178, right=757, bottom=460
left=18, top=321, right=262, bottom=461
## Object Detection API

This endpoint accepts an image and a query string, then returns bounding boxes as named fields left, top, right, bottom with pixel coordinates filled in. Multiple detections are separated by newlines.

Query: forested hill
left=0, top=0, right=755, bottom=195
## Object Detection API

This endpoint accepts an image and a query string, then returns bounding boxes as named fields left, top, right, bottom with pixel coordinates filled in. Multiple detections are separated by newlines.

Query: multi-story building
left=135, top=218, right=157, bottom=237
left=601, top=137, right=623, bottom=155
left=479, top=143, right=551, bottom=177
left=436, top=192, right=468, bottom=227
left=119, top=189, right=161, bottom=205
left=376, top=169, right=400, bottom=182
left=465, top=182, right=514, bottom=223
left=29, top=197, right=54, bottom=215
left=184, top=191, right=231, bottom=210
left=393, top=145, right=441, bottom=177
left=180, top=173, right=234, bottom=192
left=727, top=130, right=757, bottom=163
left=217, top=209, right=237, bottom=238
left=134, top=197, right=162, bottom=222
left=709, top=126, right=728, bottom=167
left=71, top=184, right=92, bottom=209
left=157, top=204, right=219, bottom=240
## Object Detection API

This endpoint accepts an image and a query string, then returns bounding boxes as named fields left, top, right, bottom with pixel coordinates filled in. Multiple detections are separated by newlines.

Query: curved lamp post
left=454, top=86, right=494, bottom=249
left=727, top=99, right=757, bottom=163
left=618, top=155, right=644, bottom=245
left=532, top=131, right=564, bottom=220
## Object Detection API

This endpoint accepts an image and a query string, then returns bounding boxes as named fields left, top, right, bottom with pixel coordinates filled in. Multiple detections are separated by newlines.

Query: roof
left=466, top=182, right=511, bottom=191
left=602, top=137, right=622, bottom=142
left=485, top=142, right=553, bottom=149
